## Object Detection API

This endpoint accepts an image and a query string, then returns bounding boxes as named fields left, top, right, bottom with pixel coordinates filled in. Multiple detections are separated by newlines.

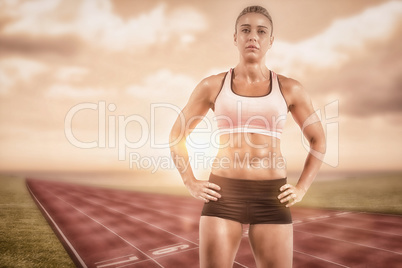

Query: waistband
left=217, top=127, right=282, bottom=139
left=208, top=173, right=287, bottom=201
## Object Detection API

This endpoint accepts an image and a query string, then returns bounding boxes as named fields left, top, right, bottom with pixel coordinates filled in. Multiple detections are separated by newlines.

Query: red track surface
left=26, top=178, right=402, bottom=268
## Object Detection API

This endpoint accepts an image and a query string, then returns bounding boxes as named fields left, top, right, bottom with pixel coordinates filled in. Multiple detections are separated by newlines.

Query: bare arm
left=169, top=74, right=223, bottom=202
left=278, top=77, right=326, bottom=207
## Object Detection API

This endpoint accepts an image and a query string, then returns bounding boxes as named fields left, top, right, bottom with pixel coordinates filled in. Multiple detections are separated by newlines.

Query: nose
left=248, top=31, right=257, bottom=41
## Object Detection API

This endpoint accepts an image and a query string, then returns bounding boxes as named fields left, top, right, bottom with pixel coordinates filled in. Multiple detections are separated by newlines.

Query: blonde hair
left=235, top=6, right=273, bottom=35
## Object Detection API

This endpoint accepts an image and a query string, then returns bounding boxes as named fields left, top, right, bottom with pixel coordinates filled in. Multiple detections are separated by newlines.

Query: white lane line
left=293, top=211, right=360, bottom=226
left=341, top=213, right=402, bottom=225
left=67, top=186, right=198, bottom=224
left=26, top=182, right=87, bottom=268
left=327, top=211, right=402, bottom=225
left=306, top=221, right=402, bottom=237
left=151, top=246, right=198, bottom=260
left=97, top=256, right=139, bottom=268
left=48, top=191, right=164, bottom=268
left=149, top=243, right=187, bottom=252
left=76, top=193, right=199, bottom=247
left=50, top=183, right=402, bottom=267
left=293, top=250, right=350, bottom=268
left=115, top=258, right=162, bottom=268
left=95, top=254, right=135, bottom=264
left=232, top=260, right=249, bottom=268
left=100, top=196, right=196, bottom=223
left=117, top=247, right=200, bottom=268
left=295, top=229, right=402, bottom=255
left=360, top=211, right=402, bottom=218
left=64, top=187, right=249, bottom=268
left=295, top=211, right=402, bottom=236
left=335, top=212, right=354, bottom=216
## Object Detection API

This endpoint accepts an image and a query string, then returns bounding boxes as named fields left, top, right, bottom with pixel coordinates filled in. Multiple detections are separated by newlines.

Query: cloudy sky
left=0, top=0, right=401, bottom=176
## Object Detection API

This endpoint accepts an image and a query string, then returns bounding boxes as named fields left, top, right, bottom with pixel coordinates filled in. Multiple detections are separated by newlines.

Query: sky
left=0, top=0, right=401, bottom=177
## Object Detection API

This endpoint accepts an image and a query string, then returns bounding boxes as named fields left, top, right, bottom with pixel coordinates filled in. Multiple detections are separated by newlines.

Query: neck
left=235, top=57, right=269, bottom=83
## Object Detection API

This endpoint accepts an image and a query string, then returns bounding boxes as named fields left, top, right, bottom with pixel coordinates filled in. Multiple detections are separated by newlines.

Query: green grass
left=0, top=175, right=74, bottom=268
left=297, top=172, right=402, bottom=214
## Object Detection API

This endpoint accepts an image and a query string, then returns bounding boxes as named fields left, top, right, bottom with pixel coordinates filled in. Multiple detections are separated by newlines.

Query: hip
left=201, top=173, right=292, bottom=224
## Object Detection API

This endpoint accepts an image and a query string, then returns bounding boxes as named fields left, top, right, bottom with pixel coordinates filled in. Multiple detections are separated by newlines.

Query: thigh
left=199, top=216, right=243, bottom=268
left=248, top=224, right=293, bottom=268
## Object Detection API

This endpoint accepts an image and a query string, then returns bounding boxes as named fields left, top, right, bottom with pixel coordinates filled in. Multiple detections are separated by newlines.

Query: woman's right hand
left=185, top=178, right=221, bottom=203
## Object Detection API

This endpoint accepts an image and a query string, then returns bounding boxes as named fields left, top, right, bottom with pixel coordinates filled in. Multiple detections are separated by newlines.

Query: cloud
left=46, top=65, right=106, bottom=99
left=334, top=33, right=402, bottom=117
left=47, top=83, right=106, bottom=98
left=126, top=69, right=197, bottom=102
left=55, top=66, right=89, bottom=81
left=0, top=57, right=48, bottom=93
left=1, top=0, right=62, bottom=17
left=268, top=1, right=402, bottom=76
left=0, top=34, right=81, bottom=56
left=0, top=71, right=12, bottom=94
left=261, top=1, right=402, bottom=119
left=2, top=0, right=208, bottom=51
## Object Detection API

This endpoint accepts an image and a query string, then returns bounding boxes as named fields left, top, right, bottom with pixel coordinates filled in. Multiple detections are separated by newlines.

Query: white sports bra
left=214, top=68, right=288, bottom=139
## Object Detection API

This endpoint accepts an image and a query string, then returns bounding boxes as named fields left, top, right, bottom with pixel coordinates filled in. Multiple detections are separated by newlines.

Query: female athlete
left=169, top=5, right=326, bottom=268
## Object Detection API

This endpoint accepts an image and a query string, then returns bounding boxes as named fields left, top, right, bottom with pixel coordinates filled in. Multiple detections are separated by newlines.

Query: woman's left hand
left=278, top=184, right=306, bottom=207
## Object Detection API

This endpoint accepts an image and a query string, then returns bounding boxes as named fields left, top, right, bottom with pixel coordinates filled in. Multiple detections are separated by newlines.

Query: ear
left=233, top=32, right=237, bottom=46
left=268, top=35, right=274, bottom=49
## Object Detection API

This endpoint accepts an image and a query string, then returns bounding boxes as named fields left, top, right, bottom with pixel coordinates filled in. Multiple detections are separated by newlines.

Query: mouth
left=246, top=45, right=259, bottom=50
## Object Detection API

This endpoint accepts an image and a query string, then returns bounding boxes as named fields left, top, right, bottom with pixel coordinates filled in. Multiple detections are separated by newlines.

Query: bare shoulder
left=277, top=73, right=310, bottom=109
left=198, top=71, right=227, bottom=93
left=192, top=71, right=227, bottom=105
left=277, top=74, right=304, bottom=94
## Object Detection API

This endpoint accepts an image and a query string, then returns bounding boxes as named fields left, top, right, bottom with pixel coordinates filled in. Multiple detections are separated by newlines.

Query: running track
left=26, top=178, right=402, bottom=268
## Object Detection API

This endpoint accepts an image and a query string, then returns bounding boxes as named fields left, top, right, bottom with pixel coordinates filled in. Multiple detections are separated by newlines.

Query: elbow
left=310, top=136, right=326, bottom=154
left=308, top=136, right=326, bottom=162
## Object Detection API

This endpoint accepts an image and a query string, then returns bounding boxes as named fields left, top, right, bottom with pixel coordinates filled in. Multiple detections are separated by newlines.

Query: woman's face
left=234, top=13, right=274, bottom=61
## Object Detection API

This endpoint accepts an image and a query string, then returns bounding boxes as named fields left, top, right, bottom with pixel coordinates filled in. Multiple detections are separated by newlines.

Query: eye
left=242, top=28, right=250, bottom=33
left=258, top=30, right=266, bottom=34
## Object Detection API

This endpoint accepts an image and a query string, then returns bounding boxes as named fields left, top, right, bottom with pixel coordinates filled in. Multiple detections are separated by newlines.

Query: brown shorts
left=201, top=173, right=292, bottom=224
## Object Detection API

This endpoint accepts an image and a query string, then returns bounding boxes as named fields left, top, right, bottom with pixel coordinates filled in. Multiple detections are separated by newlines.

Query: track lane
left=45, top=180, right=351, bottom=267
left=293, top=231, right=402, bottom=267
left=46, top=180, right=251, bottom=268
left=46, top=185, right=199, bottom=267
left=27, top=178, right=402, bottom=268
left=29, top=180, right=166, bottom=268
left=295, top=221, right=402, bottom=254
